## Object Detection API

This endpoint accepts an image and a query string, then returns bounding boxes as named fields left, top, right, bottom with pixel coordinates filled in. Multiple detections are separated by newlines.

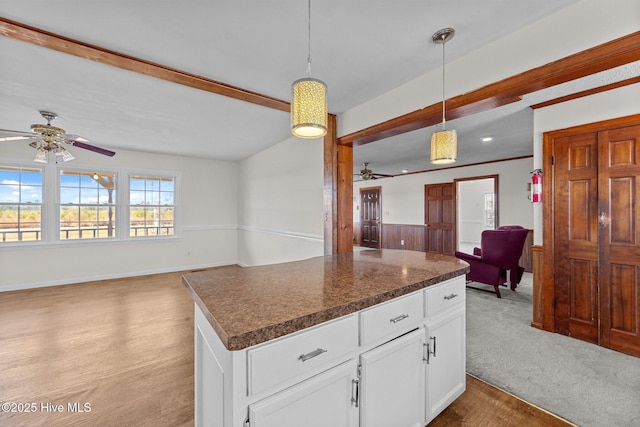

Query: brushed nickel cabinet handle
left=298, top=348, right=327, bottom=362
left=351, top=378, right=360, bottom=407
left=390, top=314, right=409, bottom=323
left=444, top=293, right=458, bottom=300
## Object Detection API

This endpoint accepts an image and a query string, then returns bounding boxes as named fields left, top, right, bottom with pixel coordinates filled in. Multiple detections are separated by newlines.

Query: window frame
left=0, top=159, right=180, bottom=248
left=58, top=168, right=119, bottom=241
left=0, top=163, right=45, bottom=244
left=128, top=173, right=177, bottom=239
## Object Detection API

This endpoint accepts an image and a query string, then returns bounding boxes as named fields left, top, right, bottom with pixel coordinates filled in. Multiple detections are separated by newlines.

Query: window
left=60, top=170, right=117, bottom=240
left=0, top=166, right=43, bottom=242
left=129, top=175, right=174, bottom=237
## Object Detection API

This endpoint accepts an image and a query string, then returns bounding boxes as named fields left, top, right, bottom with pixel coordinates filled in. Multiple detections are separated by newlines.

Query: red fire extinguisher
left=531, top=169, right=543, bottom=203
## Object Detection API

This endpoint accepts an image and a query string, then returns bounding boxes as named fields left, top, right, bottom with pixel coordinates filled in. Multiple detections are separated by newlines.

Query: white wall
left=354, top=158, right=533, bottom=231
left=0, top=142, right=238, bottom=291
left=532, top=83, right=640, bottom=245
left=237, top=135, right=324, bottom=266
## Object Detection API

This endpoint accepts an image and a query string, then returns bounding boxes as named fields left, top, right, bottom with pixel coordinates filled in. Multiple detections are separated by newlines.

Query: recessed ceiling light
left=402, top=170, right=409, bottom=174
left=481, top=137, right=494, bottom=142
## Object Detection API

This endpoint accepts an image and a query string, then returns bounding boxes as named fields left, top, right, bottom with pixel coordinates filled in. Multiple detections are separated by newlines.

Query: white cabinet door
left=249, top=360, right=358, bottom=427
left=425, top=306, right=466, bottom=422
left=359, top=328, right=425, bottom=427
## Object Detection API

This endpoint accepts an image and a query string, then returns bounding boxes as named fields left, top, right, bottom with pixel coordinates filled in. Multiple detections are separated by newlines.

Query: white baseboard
left=0, top=260, right=237, bottom=293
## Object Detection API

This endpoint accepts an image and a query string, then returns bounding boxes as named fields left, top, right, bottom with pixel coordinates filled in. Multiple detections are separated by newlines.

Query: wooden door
left=360, top=187, right=381, bottom=248
left=598, top=125, right=640, bottom=356
left=553, top=132, right=599, bottom=344
left=424, top=183, right=455, bottom=254
left=553, top=123, right=640, bottom=357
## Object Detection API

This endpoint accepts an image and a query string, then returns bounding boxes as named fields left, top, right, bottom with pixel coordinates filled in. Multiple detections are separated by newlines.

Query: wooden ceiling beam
left=339, top=31, right=640, bottom=147
left=0, top=17, right=291, bottom=113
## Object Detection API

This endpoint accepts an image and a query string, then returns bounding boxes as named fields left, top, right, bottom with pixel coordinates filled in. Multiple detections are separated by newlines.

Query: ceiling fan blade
left=0, top=129, right=38, bottom=142
left=72, top=141, right=116, bottom=157
left=60, top=134, right=90, bottom=143
left=373, top=173, right=394, bottom=178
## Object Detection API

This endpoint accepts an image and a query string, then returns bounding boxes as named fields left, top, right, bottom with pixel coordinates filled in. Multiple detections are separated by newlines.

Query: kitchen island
left=183, top=249, right=469, bottom=427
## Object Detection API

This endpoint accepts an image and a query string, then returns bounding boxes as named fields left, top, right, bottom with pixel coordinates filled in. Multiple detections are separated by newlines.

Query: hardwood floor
left=0, top=270, right=574, bottom=427
left=431, top=375, right=574, bottom=427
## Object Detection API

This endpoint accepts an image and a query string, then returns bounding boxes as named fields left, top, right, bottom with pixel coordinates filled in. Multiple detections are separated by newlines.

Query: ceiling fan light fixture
left=61, top=148, right=75, bottom=162
left=33, top=147, right=47, bottom=163
left=290, top=0, right=327, bottom=139
left=430, top=27, right=457, bottom=165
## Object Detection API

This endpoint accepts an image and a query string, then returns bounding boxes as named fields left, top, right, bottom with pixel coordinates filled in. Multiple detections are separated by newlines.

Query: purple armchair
left=454, top=226, right=529, bottom=298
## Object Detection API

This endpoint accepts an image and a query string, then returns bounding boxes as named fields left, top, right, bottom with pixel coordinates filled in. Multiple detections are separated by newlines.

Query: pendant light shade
left=291, top=77, right=327, bottom=138
left=430, top=27, right=457, bottom=165
left=291, top=0, right=327, bottom=139
left=430, top=129, right=457, bottom=164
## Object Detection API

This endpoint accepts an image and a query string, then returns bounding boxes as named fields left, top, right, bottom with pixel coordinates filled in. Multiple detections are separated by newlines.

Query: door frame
left=454, top=175, right=499, bottom=251
left=540, top=113, right=640, bottom=333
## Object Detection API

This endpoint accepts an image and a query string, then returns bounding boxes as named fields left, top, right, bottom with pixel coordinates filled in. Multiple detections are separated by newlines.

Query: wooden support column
left=324, top=114, right=338, bottom=255
left=324, top=114, right=353, bottom=254
left=336, top=144, right=353, bottom=253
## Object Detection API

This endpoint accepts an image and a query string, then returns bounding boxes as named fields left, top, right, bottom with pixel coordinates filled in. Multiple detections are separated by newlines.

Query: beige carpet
left=465, top=274, right=640, bottom=427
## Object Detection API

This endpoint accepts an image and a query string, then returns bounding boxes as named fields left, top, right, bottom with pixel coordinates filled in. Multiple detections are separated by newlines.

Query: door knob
left=599, top=211, right=606, bottom=227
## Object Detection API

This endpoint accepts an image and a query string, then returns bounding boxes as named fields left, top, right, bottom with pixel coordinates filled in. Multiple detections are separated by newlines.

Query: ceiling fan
left=0, top=110, right=115, bottom=163
left=355, top=162, right=394, bottom=181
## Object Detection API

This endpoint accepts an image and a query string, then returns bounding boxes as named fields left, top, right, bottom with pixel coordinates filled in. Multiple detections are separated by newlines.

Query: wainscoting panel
left=380, top=224, right=425, bottom=252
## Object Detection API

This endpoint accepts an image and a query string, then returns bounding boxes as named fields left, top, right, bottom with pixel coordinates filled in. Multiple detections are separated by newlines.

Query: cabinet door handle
left=443, top=293, right=458, bottom=300
left=351, top=378, right=360, bottom=407
left=389, top=314, right=409, bottom=323
left=298, top=348, right=327, bottom=362
left=423, top=342, right=430, bottom=364
left=430, top=336, right=437, bottom=357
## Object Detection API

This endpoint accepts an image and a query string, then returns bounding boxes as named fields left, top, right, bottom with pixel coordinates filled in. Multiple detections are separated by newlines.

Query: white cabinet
left=359, top=329, right=425, bottom=427
left=248, top=360, right=358, bottom=427
left=193, top=275, right=466, bottom=427
left=424, top=277, right=466, bottom=423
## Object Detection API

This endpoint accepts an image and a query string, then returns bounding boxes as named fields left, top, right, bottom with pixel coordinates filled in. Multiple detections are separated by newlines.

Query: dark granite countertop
left=182, top=249, right=469, bottom=351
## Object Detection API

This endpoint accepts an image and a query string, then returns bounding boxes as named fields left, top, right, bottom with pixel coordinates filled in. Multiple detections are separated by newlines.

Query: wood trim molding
left=530, top=76, right=640, bottom=109
left=0, top=17, right=291, bottom=113
left=531, top=245, right=544, bottom=329
left=338, top=31, right=640, bottom=147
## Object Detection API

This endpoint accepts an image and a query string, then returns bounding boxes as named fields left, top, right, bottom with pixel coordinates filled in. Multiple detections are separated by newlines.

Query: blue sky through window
left=0, top=167, right=42, bottom=203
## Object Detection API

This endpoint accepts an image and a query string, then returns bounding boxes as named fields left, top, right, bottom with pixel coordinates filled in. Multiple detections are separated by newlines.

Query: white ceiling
left=3, top=0, right=635, bottom=178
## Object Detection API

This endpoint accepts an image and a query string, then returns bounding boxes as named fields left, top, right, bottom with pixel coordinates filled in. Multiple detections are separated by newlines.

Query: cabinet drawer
left=359, top=291, right=423, bottom=346
left=425, top=276, right=465, bottom=319
left=247, top=314, right=358, bottom=396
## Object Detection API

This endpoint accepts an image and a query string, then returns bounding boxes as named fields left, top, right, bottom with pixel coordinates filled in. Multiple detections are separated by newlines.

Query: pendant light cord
left=307, top=0, right=312, bottom=77
left=441, top=36, right=446, bottom=129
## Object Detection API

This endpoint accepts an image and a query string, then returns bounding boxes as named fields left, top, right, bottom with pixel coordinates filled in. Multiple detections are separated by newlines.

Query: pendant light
left=430, top=28, right=457, bottom=165
left=291, top=0, right=327, bottom=139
